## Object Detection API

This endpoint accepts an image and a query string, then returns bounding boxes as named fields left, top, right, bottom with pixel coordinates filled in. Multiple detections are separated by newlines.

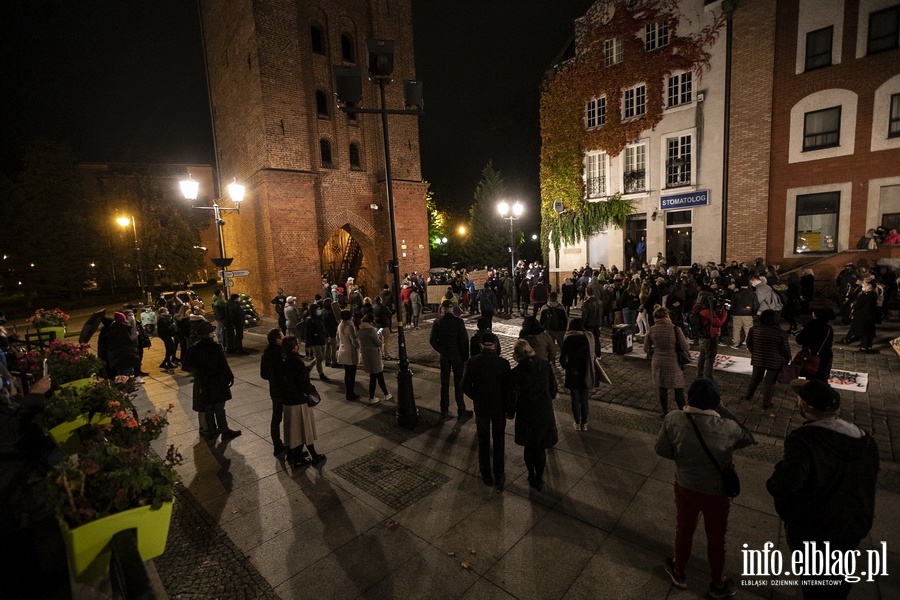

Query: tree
left=464, top=162, right=519, bottom=269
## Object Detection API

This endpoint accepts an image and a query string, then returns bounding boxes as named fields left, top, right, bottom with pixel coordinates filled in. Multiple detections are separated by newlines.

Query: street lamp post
left=333, top=39, right=424, bottom=429
left=116, top=215, right=146, bottom=303
left=497, top=201, right=523, bottom=309
left=180, top=175, right=245, bottom=299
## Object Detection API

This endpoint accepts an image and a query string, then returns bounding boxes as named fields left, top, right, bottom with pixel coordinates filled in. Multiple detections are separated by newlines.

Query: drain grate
left=333, top=448, right=449, bottom=510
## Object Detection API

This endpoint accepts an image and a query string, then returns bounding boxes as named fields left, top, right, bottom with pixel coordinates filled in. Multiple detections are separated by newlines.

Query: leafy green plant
left=26, top=307, right=70, bottom=328
left=17, top=339, right=102, bottom=385
left=35, top=380, right=135, bottom=431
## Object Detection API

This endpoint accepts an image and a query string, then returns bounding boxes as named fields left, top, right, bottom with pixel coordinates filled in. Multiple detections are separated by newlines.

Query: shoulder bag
left=791, top=327, right=830, bottom=376
left=684, top=413, right=740, bottom=498
left=674, top=325, right=692, bottom=366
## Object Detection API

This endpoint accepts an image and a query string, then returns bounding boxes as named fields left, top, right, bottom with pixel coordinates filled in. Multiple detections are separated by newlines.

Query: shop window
left=665, top=210, right=692, bottom=267
left=795, top=192, right=839, bottom=253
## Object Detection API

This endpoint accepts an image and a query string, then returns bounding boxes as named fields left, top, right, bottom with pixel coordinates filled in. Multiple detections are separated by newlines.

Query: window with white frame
left=585, top=96, right=606, bottom=128
left=795, top=192, right=839, bottom=253
left=623, top=84, right=646, bottom=119
left=805, top=26, right=833, bottom=71
left=867, top=5, right=899, bottom=54
left=645, top=22, right=669, bottom=51
left=585, top=152, right=608, bottom=198
left=604, top=38, right=623, bottom=66
left=667, top=72, right=693, bottom=107
left=624, top=143, right=647, bottom=193
left=665, top=135, right=692, bottom=188
left=890, top=93, right=900, bottom=138
left=803, top=106, right=841, bottom=150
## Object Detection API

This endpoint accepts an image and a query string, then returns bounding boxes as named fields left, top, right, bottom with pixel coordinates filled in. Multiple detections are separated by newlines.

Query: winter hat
left=790, top=379, right=840, bottom=413
left=480, top=333, right=499, bottom=348
left=197, top=321, right=215, bottom=337
left=687, top=378, right=721, bottom=410
left=113, top=312, right=127, bottom=323
left=340, top=309, right=352, bottom=321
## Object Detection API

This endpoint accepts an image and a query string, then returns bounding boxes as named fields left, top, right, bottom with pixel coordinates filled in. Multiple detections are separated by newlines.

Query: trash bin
left=612, top=324, right=633, bottom=355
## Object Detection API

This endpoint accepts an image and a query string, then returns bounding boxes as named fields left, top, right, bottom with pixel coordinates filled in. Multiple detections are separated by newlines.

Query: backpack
left=542, top=305, right=568, bottom=332
left=688, top=306, right=709, bottom=339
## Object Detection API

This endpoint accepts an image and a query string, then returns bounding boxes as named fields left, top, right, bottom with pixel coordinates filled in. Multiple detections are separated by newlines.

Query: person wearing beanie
left=655, top=378, right=755, bottom=598
left=182, top=320, right=241, bottom=441
left=767, top=380, right=879, bottom=598
left=461, top=332, right=511, bottom=490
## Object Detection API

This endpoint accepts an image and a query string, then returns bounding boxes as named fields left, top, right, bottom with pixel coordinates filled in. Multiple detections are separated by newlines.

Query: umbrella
left=79, top=309, right=107, bottom=344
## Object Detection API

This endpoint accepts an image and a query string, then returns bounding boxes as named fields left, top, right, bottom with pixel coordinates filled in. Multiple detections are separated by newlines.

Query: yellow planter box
left=48, top=412, right=111, bottom=453
left=60, top=501, right=174, bottom=582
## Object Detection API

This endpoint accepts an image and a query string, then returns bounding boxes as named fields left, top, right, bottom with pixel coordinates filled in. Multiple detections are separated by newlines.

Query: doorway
left=625, top=214, right=647, bottom=269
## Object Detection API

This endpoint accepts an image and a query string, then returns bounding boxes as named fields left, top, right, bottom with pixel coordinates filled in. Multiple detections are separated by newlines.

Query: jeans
left=204, top=401, right=229, bottom=433
left=697, top=337, right=719, bottom=379
left=571, top=387, right=589, bottom=424
left=673, top=481, right=731, bottom=587
left=343, top=365, right=358, bottom=399
left=439, top=357, right=466, bottom=414
left=475, top=412, right=506, bottom=479
left=622, top=308, right=637, bottom=328
left=270, top=396, right=283, bottom=447
left=744, top=365, right=779, bottom=406
left=368, top=372, right=388, bottom=399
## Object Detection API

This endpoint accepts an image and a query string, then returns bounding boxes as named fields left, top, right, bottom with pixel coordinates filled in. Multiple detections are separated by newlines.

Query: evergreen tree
left=464, top=162, right=520, bottom=269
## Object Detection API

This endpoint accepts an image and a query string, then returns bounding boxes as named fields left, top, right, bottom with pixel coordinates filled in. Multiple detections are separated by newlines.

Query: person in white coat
left=336, top=309, right=360, bottom=401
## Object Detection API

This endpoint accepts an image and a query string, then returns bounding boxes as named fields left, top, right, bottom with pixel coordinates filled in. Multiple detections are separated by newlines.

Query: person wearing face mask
left=303, top=303, right=330, bottom=381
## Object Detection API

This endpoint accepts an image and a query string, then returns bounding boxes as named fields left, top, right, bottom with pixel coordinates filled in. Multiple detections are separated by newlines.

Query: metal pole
left=379, top=78, right=417, bottom=429
left=509, top=217, right=516, bottom=309
left=212, top=203, right=230, bottom=300
left=131, top=216, right=146, bottom=303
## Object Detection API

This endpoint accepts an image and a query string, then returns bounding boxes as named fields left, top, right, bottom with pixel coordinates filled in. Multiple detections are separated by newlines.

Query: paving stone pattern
left=354, top=406, right=445, bottom=444
left=332, top=448, right=450, bottom=511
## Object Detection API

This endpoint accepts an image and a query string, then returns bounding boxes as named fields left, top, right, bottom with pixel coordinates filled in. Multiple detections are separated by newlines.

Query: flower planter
left=49, top=412, right=111, bottom=452
left=60, top=501, right=173, bottom=582
left=59, top=377, right=95, bottom=392
left=36, top=326, right=67, bottom=341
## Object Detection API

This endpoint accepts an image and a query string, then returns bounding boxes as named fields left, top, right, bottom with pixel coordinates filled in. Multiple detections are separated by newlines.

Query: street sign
left=223, top=279, right=235, bottom=287
left=218, top=269, right=251, bottom=278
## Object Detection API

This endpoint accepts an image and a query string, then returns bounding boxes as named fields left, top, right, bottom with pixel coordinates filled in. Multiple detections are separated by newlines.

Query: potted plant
left=17, top=339, right=103, bottom=388
left=27, top=307, right=70, bottom=340
left=47, top=402, right=182, bottom=581
left=36, top=379, right=135, bottom=451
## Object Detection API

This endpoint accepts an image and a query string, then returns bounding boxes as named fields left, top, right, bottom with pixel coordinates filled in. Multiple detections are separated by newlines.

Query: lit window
left=645, top=22, right=669, bottom=51
left=623, top=84, right=646, bottom=119
left=803, top=106, right=841, bottom=150
left=667, top=72, right=692, bottom=107
left=320, top=139, right=333, bottom=167
left=867, top=5, right=900, bottom=54
left=624, top=143, right=647, bottom=193
left=604, top=38, right=623, bottom=66
left=585, top=152, right=607, bottom=198
left=890, top=93, right=900, bottom=138
left=311, top=24, right=325, bottom=54
left=795, top=192, right=839, bottom=253
left=805, top=26, right=833, bottom=70
left=586, top=96, right=606, bottom=128
left=666, top=135, right=692, bottom=188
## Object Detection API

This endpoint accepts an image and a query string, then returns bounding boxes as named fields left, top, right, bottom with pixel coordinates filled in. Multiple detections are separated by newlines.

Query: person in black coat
left=227, top=295, right=247, bottom=354
left=259, top=328, right=286, bottom=456
left=795, top=309, right=835, bottom=382
left=844, top=281, right=879, bottom=353
left=429, top=299, right=471, bottom=419
left=461, top=333, right=511, bottom=490
left=280, top=336, right=325, bottom=467
left=509, top=339, right=558, bottom=492
left=182, top=321, right=240, bottom=440
left=156, top=307, right=178, bottom=371
left=106, top=312, right=140, bottom=380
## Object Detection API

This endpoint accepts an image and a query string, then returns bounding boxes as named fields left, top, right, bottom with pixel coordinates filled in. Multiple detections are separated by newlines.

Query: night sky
left=2, top=1, right=595, bottom=231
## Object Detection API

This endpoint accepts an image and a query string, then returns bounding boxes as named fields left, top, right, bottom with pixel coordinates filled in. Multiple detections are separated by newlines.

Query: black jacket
left=767, top=423, right=879, bottom=544
left=461, top=351, right=511, bottom=416
left=509, top=356, right=558, bottom=449
left=182, top=337, right=234, bottom=405
left=260, top=343, right=284, bottom=399
left=106, top=322, right=139, bottom=370
left=429, top=311, right=469, bottom=363
left=280, top=352, right=313, bottom=406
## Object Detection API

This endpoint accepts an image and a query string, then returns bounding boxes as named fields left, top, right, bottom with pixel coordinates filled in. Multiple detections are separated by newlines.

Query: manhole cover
left=333, top=448, right=449, bottom=510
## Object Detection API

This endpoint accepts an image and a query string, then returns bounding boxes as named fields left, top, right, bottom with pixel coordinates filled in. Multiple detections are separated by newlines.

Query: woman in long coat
left=409, top=287, right=423, bottom=330
left=743, top=309, right=792, bottom=410
left=643, top=306, right=690, bottom=416
left=358, top=314, right=388, bottom=405
left=560, top=318, right=594, bottom=431
left=336, top=310, right=360, bottom=401
left=795, top=308, right=835, bottom=382
left=280, top=336, right=325, bottom=467
left=182, top=321, right=240, bottom=440
left=509, top=339, right=558, bottom=491
left=847, top=280, right=879, bottom=353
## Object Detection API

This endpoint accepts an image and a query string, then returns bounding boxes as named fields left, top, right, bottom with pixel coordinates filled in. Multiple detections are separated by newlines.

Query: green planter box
left=60, top=501, right=174, bottom=582
left=48, top=412, right=111, bottom=454
left=36, top=326, right=67, bottom=341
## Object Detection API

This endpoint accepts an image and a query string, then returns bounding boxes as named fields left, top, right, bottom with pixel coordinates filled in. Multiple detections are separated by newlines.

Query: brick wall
left=200, top=0, right=429, bottom=316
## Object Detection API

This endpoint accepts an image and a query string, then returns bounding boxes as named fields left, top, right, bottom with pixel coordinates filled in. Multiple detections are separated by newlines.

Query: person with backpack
left=750, top=276, right=782, bottom=318
left=538, top=291, right=569, bottom=350
left=691, top=292, right=728, bottom=380
left=477, top=281, right=498, bottom=328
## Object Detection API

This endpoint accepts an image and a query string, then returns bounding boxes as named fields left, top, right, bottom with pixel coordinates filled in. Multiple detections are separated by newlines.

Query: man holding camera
left=693, top=291, right=728, bottom=380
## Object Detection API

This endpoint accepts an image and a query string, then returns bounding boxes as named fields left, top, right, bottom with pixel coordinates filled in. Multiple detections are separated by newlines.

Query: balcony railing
left=665, top=163, right=691, bottom=188
left=623, top=169, right=645, bottom=193
left=585, top=176, right=606, bottom=198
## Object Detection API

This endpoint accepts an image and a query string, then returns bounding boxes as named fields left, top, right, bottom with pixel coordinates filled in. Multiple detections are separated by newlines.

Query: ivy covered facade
left=540, top=0, right=727, bottom=284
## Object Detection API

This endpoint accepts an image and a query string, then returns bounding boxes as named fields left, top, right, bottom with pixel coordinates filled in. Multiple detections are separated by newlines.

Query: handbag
left=790, top=328, right=829, bottom=375
left=677, top=348, right=692, bottom=366
left=685, top=413, right=740, bottom=498
left=304, top=384, right=321, bottom=407
left=777, top=363, right=800, bottom=384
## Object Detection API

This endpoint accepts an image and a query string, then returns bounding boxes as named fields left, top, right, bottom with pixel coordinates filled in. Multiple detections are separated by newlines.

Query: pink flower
left=125, top=418, right=139, bottom=429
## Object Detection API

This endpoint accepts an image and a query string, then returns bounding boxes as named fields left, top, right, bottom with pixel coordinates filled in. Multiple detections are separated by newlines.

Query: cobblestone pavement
left=403, top=308, right=900, bottom=462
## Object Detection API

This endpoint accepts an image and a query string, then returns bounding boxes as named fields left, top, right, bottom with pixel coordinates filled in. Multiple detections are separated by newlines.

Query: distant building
left=198, top=0, right=429, bottom=309
left=543, top=0, right=900, bottom=283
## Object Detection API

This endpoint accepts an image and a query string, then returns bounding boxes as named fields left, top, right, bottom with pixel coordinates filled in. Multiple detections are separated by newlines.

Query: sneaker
left=221, top=429, right=242, bottom=440
left=665, top=558, right=688, bottom=590
left=383, top=393, right=394, bottom=402
left=580, top=423, right=589, bottom=431
left=573, top=422, right=580, bottom=431
left=368, top=397, right=382, bottom=405
left=729, top=344, right=740, bottom=350
left=707, top=578, right=736, bottom=599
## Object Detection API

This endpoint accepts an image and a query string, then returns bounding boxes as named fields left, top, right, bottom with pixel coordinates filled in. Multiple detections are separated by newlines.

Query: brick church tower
left=198, top=0, right=429, bottom=312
